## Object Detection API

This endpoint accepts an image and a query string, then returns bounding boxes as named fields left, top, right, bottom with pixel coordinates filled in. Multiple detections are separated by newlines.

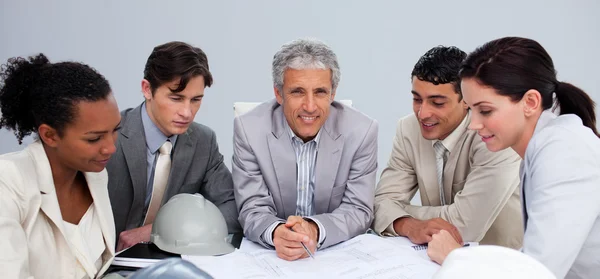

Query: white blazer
left=521, top=111, right=600, bottom=279
left=0, top=141, right=116, bottom=279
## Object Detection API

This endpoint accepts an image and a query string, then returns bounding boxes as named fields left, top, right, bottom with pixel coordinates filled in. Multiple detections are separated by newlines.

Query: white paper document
left=183, top=234, right=440, bottom=279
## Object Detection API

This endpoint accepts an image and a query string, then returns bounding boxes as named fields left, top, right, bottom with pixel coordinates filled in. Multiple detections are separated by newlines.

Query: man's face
left=142, top=76, right=205, bottom=137
left=275, top=68, right=335, bottom=142
left=411, top=77, right=468, bottom=140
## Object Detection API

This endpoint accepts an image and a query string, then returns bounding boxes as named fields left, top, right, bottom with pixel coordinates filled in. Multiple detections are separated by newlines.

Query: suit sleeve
left=398, top=137, right=521, bottom=242
left=232, top=117, right=285, bottom=248
left=0, top=165, right=33, bottom=279
left=200, top=129, right=242, bottom=233
left=522, top=131, right=600, bottom=278
left=373, top=118, right=419, bottom=235
left=309, top=120, right=378, bottom=249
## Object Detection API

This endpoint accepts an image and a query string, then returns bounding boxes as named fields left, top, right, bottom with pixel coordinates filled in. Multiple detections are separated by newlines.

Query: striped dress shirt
left=261, top=124, right=327, bottom=248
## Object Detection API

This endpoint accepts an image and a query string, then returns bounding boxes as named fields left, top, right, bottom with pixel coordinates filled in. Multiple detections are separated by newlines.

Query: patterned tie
left=144, top=141, right=172, bottom=225
left=434, top=141, right=448, bottom=205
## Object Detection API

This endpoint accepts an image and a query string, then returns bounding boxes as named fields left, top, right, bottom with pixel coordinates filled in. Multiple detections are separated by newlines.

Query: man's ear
left=141, top=79, right=153, bottom=100
left=274, top=86, right=284, bottom=105
left=38, top=124, right=60, bottom=147
left=330, top=89, right=336, bottom=103
left=522, top=89, right=542, bottom=117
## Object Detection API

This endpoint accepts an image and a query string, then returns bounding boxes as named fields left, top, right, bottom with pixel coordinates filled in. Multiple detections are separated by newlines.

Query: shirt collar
left=141, top=102, right=178, bottom=153
left=432, top=111, right=469, bottom=153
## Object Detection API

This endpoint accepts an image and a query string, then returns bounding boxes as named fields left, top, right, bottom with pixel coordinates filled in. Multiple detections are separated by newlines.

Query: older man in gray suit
left=107, top=41, right=240, bottom=252
left=233, top=38, right=378, bottom=261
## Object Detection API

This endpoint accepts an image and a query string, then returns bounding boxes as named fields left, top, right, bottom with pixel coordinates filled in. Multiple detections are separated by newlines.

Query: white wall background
left=1, top=0, right=599, bottom=201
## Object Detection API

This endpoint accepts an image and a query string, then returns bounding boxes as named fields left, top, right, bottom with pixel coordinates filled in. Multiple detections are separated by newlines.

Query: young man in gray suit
left=107, top=41, right=240, bottom=251
left=232, top=38, right=378, bottom=261
left=373, top=46, right=523, bottom=248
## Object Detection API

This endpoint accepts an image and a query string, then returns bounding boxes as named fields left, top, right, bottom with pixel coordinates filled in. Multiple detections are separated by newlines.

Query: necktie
left=434, top=141, right=448, bottom=205
left=144, top=141, right=172, bottom=225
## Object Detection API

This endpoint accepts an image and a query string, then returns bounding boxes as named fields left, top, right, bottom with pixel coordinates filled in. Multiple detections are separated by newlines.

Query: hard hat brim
left=153, top=240, right=236, bottom=256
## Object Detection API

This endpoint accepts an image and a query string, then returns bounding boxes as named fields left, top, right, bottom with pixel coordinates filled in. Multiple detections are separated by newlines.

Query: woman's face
left=461, top=78, right=527, bottom=153
left=51, top=93, right=121, bottom=173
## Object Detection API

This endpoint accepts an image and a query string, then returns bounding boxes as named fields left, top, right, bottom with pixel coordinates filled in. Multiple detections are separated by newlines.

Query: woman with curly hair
left=0, top=54, right=121, bottom=278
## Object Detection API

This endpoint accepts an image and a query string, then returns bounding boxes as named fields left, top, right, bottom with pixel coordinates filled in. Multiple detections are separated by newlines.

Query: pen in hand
left=290, top=227, right=315, bottom=259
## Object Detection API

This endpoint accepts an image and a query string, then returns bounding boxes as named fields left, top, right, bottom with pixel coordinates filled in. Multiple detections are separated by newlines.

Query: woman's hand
left=427, top=230, right=463, bottom=264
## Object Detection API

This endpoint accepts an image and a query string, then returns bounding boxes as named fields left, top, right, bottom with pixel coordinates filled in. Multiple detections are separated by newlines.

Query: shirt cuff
left=304, top=217, right=326, bottom=249
left=261, top=221, right=283, bottom=247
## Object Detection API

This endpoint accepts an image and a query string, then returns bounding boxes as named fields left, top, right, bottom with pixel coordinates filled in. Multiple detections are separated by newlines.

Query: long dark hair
left=460, top=37, right=599, bottom=137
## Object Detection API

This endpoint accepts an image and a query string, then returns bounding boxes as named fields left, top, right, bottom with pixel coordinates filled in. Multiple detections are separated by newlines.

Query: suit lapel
left=84, top=172, right=116, bottom=277
left=519, top=111, right=554, bottom=231
left=441, top=113, right=470, bottom=205
left=520, top=164, right=527, bottom=231
left=419, top=142, right=441, bottom=205
left=314, top=107, right=343, bottom=214
left=120, top=105, right=149, bottom=226
left=28, top=141, right=68, bottom=240
left=39, top=188, right=66, bottom=244
left=268, top=106, right=298, bottom=217
left=442, top=131, right=468, bottom=204
left=164, top=130, right=195, bottom=201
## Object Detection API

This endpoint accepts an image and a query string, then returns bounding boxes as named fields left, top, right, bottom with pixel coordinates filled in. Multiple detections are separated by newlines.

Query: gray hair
left=272, top=38, right=341, bottom=93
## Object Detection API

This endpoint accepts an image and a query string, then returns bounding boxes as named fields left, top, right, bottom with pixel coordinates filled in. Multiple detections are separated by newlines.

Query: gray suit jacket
left=232, top=99, right=378, bottom=249
left=521, top=111, right=600, bottom=279
left=107, top=104, right=241, bottom=240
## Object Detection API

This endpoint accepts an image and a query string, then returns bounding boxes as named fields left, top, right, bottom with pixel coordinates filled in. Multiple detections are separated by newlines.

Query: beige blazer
left=0, top=141, right=116, bottom=279
left=373, top=113, right=523, bottom=248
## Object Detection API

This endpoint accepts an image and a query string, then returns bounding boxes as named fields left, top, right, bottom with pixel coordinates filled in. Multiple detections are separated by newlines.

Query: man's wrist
left=393, top=217, right=415, bottom=236
left=305, top=219, right=320, bottom=242
left=272, top=223, right=285, bottom=239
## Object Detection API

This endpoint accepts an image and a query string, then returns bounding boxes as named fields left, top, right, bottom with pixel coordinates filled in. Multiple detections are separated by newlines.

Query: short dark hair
left=411, top=46, right=467, bottom=99
left=460, top=37, right=598, bottom=137
left=0, top=53, right=112, bottom=144
left=143, top=41, right=213, bottom=94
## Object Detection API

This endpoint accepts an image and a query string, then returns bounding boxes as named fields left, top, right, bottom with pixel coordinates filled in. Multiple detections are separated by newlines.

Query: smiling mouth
left=299, top=116, right=318, bottom=123
left=481, top=135, right=495, bottom=142
left=422, top=123, right=438, bottom=127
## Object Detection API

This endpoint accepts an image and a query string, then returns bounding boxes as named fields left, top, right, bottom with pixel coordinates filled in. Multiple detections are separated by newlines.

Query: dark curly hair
left=144, top=41, right=213, bottom=94
left=411, top=46, right=467, bottom=99
left=461, top=37, right=598, bottom=137
left=0, top=53, right=112, bottom=144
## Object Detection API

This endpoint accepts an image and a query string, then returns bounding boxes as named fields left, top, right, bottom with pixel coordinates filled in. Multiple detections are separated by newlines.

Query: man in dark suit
left=107, top=41, right=240, bottom=251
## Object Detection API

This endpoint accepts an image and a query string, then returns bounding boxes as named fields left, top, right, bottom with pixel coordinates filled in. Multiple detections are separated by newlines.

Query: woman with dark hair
left=0, top=54, right=121, bottom=278
left=427, top=37, right=600, bottom=279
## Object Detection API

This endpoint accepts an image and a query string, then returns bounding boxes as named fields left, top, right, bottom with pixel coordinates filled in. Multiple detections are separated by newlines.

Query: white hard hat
left=128, top=258, right=214, bottom=279
left=150, top=193, right=235, bottom=256
left=433, top=245, right=556, bottom=279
